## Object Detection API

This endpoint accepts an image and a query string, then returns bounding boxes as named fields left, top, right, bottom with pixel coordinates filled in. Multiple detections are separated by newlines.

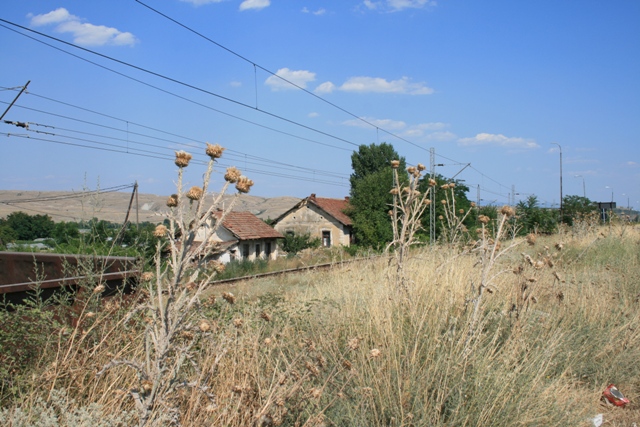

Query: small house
left=273, top=194, right=353, bottom=247
left=195, top=210, right=284, bottom=263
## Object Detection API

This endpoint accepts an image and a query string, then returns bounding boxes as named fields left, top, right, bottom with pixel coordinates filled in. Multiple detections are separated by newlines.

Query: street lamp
left=605, top=186, right=613, bottom=203
left=574, top=175, right=586, bottom=198
left=551, top=143, right=563, bottom=219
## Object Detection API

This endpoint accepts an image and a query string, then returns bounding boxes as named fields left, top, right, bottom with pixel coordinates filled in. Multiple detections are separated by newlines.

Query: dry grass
left=2, top=224, right=639, bottom=426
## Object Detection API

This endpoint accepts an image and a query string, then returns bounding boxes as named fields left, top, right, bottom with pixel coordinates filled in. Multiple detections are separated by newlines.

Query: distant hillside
left=0, top=190, right=300, bottom=224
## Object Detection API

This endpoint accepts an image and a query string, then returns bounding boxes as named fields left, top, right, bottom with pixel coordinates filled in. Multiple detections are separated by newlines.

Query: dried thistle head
left=347, top=337, right=360, bottom=350
left=212, top=261, right=225, bottom=274
left=526, top=233, right=537, bottom=246
left=233, top=318, right=243, bottom=328
left=428, top=178, right=437, bottom=186
left=166, top=194, right=179, bottom=207
left=555, top=242, right=564, bottom=251
left=342, top=359, right=353, bottom=370
left=390, top=160, right=400, bottom=169
left=438, top=215, right=444, bottom=220
left=369, top=348, right=381, bottom=358
left=500, top=205, right=516, bottom=217
left=441, top=184, right=450, bottom=190
left=224, top=166, right=242, bottom=183
left=174, top=151, right=192, bottom=168
left=459, top=209, right=465, bottom=214
left=423, top=199, right=432, bottom=206
left=235, top=176, right=254, bottom=193
left=478, top=215, right=490, bottom=225
left=141, top=271, right=155, bottom=282
left=441, top=199, right=447, bottom=205
left=449, top=183, right=456, bottom=188
left=417, top=163, right=426, bottom=171
left=199, top=319, right=212, bottom=332
left=407, top=166, right=417, bottom=174
left=260, top=311, right=272, bottom=322
left=186, top=186, right=203, bottom=201
left=205, top=142, right=224, bottom=159
left=222, top=292, right=236, bottom=304
left=305, top=361, right=320, bottom=377
left=389, top=188, right=400, bottom=195
left=153, top=224, right=168, bottom=238
left=470, top=202, right=476, bottom=208
left=93, top=284, right=105, bottom=294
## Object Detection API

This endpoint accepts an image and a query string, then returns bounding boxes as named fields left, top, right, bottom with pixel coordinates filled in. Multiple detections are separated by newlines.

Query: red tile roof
left=309, top=195, right=353, bottom=226
left=213, top=211, right=283, bottom=241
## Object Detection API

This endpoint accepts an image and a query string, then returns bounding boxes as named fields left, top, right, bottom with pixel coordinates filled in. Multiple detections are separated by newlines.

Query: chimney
left=310, top=193, right=316, bottom=200
left=344, top=196, right=350, bottom=202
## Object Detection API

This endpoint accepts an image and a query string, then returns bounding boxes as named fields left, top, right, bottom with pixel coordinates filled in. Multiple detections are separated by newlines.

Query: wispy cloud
left=343, top=117, right=452, bottom=140
left=265, top=68, right=316, bottom=91
left=317, top=76, right=433, bottom=95
left=179, top=0, right=225, bottom=5
left=239, top=0, right=270, bottom=11
left=458, top=133, right=539, bottom=149
left=363, top=0, right=437, bottom=12
left=28, top=8, right=137, bottom=47
left=302, top=7, right=327, bottom=16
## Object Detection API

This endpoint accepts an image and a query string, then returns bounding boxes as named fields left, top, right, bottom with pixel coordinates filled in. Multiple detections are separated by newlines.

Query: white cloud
left=230, top=81, right=242, bottom=87
left=343, top=117, right=407, bottom=130
left=239, top=0, right=270, bottom=11
left=325, top=76, right=433, bottom=95
left=458, top=133, right=539, bottom=149
left=265, top=68, right=316, bottom=91
left=29, top=8, right=137, bottom=47
left=179, top=0, right=225, bottom=5
left=302, top=7, right=327, bottom=15
left=627, top=161, right=638, bottom=167
left=308, top=112, right=319, bottom=118
left=362, top=0, right=436, bottom=12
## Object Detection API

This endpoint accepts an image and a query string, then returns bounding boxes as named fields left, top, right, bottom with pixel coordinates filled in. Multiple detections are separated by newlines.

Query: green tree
left=280, top=232, right=319, bottom=256
left=5, top=212, right=54, bottom=241
left=516, top=195, right=557, bottom=234
left=561, top=195, right=596, bottom=225
left=348, top=143, right=407, bottom=248
left=52, top=221, right=80, bottom=245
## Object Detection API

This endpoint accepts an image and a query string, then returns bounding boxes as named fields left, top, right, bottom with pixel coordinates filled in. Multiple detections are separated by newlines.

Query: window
left=322, top=230, right=331, bottom=247
left=255, top=244, right=261, bottom=258
left=242, top=244, right=250, bottom=259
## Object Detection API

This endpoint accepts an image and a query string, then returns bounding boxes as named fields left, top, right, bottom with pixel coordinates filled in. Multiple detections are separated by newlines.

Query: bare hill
left=0, top=190, right=300, bottom=224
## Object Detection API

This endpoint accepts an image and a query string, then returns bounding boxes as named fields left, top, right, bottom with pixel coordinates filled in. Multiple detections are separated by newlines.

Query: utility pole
left=551, top=143, right=563, bottom=221
left=0, top=81, right=30, bottom=121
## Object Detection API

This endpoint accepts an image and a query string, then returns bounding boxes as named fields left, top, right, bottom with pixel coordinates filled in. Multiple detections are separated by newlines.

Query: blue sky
left=1, top=0, right=638, bottom=209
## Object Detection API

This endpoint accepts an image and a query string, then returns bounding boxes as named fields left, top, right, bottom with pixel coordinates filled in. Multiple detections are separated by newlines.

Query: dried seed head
left=407, top=166, right=416, bottom=174
left=478, top=215, right=490, bottom=225
left=305, top=361, right=320, bottom=376
left=470, top=202, right=476, bottom=208
left=459, top=209, right=465, bottom=214
left=93, top=284, right=105, bottom=294
left=264, top=337, right=273, bottom=346
left=166, top=194, right=178, bottom=207
left=153, top=224, right=168, bottom=238
left=428, top=178, right=437, bottom=186
left=369, top=348, right=381, bottom=358
left=235, top=176, right=254, bottom=193
left=348, top=337, right=360, bottom=350
left=260, top=311, right=272, bottom=322
left=186, top=186, right=203, bottom=201
left=555, top=242, right=564, bottom=251
left=222, top=292, right=236, bottom=304
left=534, top=260, right=545, bottom=269
left=233, top=318, right=243, bottom=328
left=342, top=359, right=353, bottom=370
left=390, top=160, right=400, bottom=169
left=174, top=151, right=192, bottom=168
left=310, top=388, right=322, bottom=399
left=180, top=330, right=194, bottom=339
left=199, top=320, right=212, bottom=332
left=389, top=188, right=400, bottom=195
left=438, top=215, right=444, bottom=220
left=205, top=142, right=225, bottom=159
left=500, top=206, right=516, bottom=217
left=423, top=199, right=432, bottom=206
left=513, top=265, right=524, bottom=275
left=417, top=163, right=426, bottom=171
left=441, top=199, right=447, bottom=205
left=212, top=261, right=225, bottom=274
left=526, top=233, right=537, bottom=246
left=449, top=183, right=456, bottom=188
left=224, top=166, right=242, bottom=183
left=141, top=272, right=155, bottom=282
left=441, top=184, right=449, bottom=190
left=141, top=380, right=153, bottom=394
left=85, top=311, right=96, bottom=319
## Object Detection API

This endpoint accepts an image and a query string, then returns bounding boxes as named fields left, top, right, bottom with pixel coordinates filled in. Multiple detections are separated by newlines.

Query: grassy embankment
left=1, top=224, right=639, bottom=426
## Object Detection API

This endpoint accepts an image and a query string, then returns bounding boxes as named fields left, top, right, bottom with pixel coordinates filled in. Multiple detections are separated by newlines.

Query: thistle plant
left=386, top=161, right=432, bottom=289
left=465, top=206, right=521, bottom=352
left=98, top=143, right=253, bottom=426
left=437, top=182, right=475, bottom=245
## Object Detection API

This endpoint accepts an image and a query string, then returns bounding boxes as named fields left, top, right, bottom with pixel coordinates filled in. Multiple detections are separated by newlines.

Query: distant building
left=194, top=210, right=284, bottom=264
left=273, top=194, right=353, bottom=247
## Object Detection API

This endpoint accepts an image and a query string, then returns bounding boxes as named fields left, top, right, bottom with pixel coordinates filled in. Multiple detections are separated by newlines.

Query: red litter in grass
left=602, top=384, right=630, bottom=407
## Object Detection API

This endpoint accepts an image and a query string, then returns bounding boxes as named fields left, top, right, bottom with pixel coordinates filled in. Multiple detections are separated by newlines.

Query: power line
left=0, top=19, right=360, bottom=149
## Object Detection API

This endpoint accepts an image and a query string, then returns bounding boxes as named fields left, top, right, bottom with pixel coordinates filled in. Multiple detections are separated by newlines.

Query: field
left=1, top=222, right=638, bottom=426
